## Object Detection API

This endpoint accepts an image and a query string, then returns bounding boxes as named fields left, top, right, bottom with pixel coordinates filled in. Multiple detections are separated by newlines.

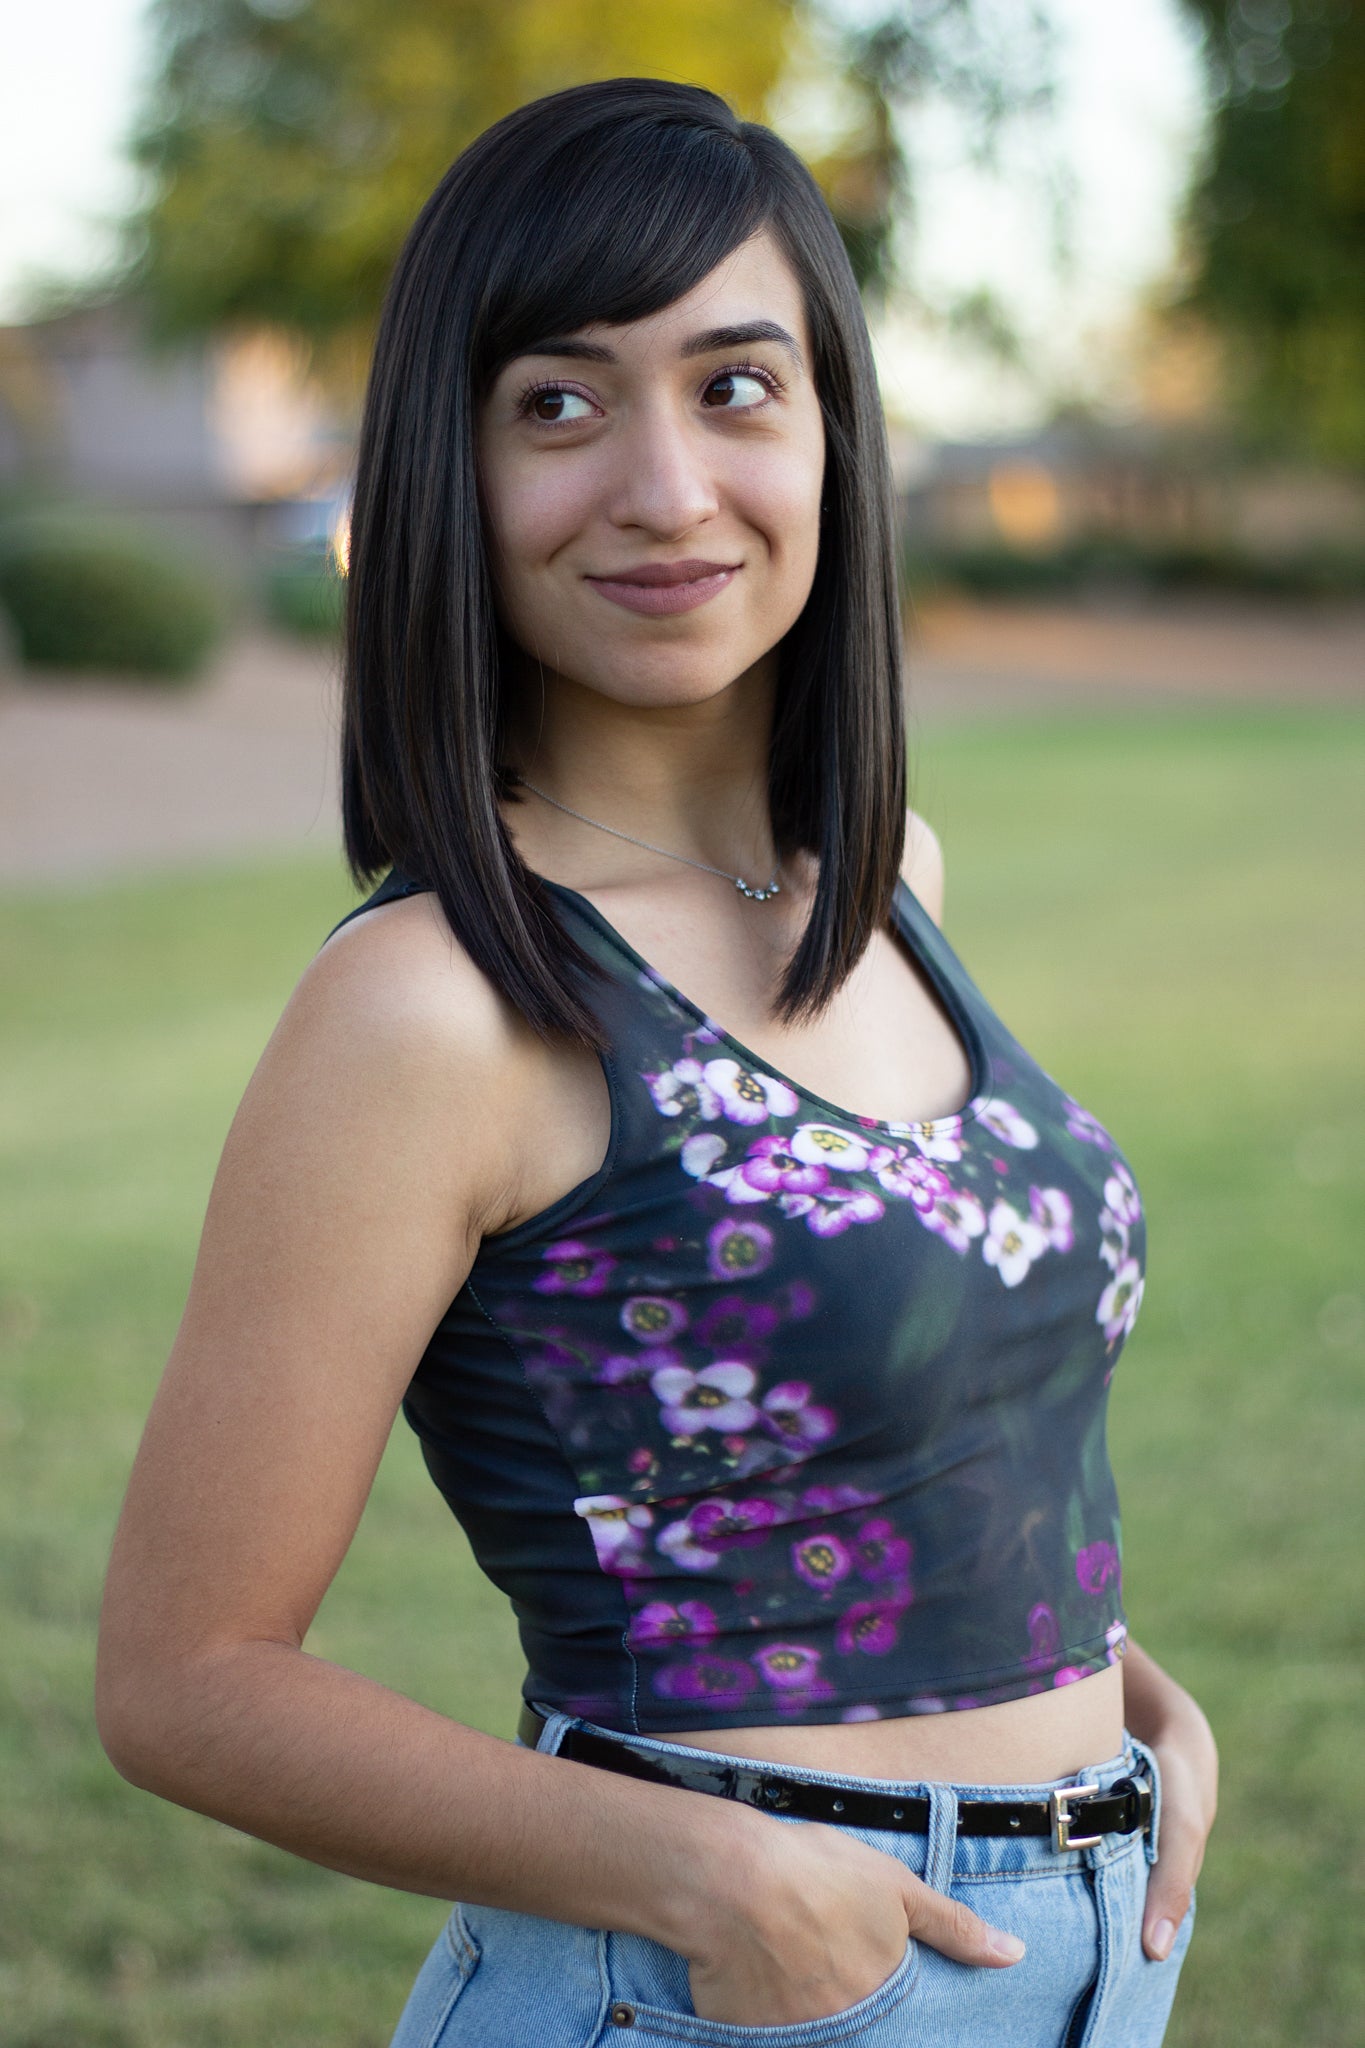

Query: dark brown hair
left=341, top=76, right=906, bottom=1050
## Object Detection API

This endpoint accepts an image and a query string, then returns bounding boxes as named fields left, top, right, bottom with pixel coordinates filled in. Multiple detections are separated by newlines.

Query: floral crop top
left=323, top=866, right=1144, bottom=1733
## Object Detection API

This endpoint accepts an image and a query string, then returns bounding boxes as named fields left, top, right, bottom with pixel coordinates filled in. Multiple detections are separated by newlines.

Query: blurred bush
left=0, top=509, right=226, bottom=680
left=903, top=535, right=1365, bottom=604
left=261, top=546, right=345, bottom=637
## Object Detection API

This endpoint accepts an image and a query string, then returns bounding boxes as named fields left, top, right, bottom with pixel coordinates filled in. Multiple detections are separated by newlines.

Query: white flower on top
left=973, top=1098, right=1039, bottom=1149
left=647, top=1057, right=722, bottom=1120
left=703, top=1058, right=800, bottom=1125
left=789, top=1123, right=871, bottom=1172
left=983, top=1199, right=1050, bottom=1287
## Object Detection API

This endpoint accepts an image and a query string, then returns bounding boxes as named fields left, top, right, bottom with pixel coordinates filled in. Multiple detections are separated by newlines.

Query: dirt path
left=3, top=598, right=1361, bottom=886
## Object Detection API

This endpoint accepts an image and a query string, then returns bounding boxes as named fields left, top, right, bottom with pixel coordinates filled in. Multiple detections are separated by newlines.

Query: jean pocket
left=600, top=1929, right=919, bottom=2045
left=387, top=1905, right=482, bottom=2048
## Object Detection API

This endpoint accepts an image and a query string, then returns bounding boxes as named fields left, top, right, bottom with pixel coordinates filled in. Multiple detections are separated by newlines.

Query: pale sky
left=0, top=0, right=1207, bottom=439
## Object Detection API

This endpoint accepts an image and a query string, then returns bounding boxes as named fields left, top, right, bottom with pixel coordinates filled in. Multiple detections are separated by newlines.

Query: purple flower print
left=836, top=1594, right=911, bottom=1656
left=801, top=1480, right=884, bottom=1515
left=851, top=1516, right=913, bottom=1584
left=652, top=1655, right=758, bottom=1707
left=658, top=1497, right=780, bottom=1571
left=1075, top=1541, right=1121, bottom=1596
left=1025, top=1602, right=1061, bottom=1670
left=921, top=1187, right=987, bottom=1254
left=632, top=1599, right=718, bottom=1646
left=759, top=1380, right=838, bottom=1452
left=974, top=1098, right=1039, bottom=1149
left=840, top=1704, right=883, bottom=1722
left=791, top=1531, right=854, bottom=1589
left=736, top=1135, right=829, bottom=1197
left=754, top=1642, right=824, bottom=1690
left=790, top=1122, right=871, bottom=1172
left=647, top=1057, right=722, bottom=1120
left=697, top=1295, right=780, bottom=1350
left=703, top=1058, right=800, bottom=1125
left=868, top=1146, right=950, bottom=1210
left=1029, top=1185, right=1075, bottom=1253
left=804, top=1186, right=887, bottom=1237
left=983, top=1198, right=1050, bottom=1287
left=534, top=1239, right=616, bottom=1296
left=600, top=1349, right=677, bottom=1386
left=1098, top=1210, right=1130, bottom=1273
left=1106, top=1620, right=1128, bottom=1664
left=652, top=1360, right=760, bottom=1435
left=706, top=1217, right=775, bottom=1281
left=1064, top=1099, right=1113, bottom=1150
left=681, top=1132, right=728, bottom=1181
left=1053, top=1667, right=1087, bottom=1687
left=620, top=1295, right=688, bottom=1345
left=688, top=1497, right=781, bottom=1550
left=1103, top=1163, right=1142, bottom=1228
left=778, top=1279, right=818, bottom=1320
left=626, top=1446, right=658, bottom=1476
left=573, top=1495, right=654, bottom=1575
left=911, top=1119, right=963, bottom=1164
left=1097, top=1258, right=1144, bottom=1344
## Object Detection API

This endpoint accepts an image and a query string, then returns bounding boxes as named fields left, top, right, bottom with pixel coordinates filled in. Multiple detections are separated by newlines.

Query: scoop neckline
left=540, top=874, right=993, bottom=1138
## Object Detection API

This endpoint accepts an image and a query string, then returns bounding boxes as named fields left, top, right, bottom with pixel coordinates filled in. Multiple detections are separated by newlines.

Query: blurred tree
left=1175, top=0, right=1365, bottom=466
left=119, top=0, right=1059, bottom=397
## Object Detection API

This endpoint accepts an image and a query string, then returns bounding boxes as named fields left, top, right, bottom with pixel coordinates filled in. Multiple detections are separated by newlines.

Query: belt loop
left=521, top=1703, right=578, bottom=1756
left=1129, top=1736, right=1162, bottom=1866
left=923, top=1783, right=959, bottom=1894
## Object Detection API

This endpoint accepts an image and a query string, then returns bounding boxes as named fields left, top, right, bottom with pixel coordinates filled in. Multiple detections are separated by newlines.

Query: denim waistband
left=520, top=1701, right=1164, bottom=1881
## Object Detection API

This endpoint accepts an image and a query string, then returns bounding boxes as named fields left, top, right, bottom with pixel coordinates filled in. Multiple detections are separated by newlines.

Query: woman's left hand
left=1123, top=1638, right=1220, bottom=1960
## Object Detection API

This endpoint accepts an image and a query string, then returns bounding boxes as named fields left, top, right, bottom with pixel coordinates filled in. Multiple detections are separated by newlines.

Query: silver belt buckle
left=1050, top=1782, right=1103, bottom=1852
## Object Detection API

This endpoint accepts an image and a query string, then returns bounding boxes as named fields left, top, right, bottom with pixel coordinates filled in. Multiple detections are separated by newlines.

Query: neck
left=501, top=653, right=781, bottom=885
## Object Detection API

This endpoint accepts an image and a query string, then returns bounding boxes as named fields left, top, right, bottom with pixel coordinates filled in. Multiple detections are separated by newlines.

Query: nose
left=605, top=401, right=720, bottom=540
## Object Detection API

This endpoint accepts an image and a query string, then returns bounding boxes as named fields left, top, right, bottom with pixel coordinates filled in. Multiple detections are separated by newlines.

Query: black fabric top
left=322, top=869, right=1142, bottom=1733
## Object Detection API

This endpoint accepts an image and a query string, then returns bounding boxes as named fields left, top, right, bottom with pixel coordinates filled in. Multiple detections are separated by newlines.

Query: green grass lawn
left=1, top=703, right=1361, bottom=2047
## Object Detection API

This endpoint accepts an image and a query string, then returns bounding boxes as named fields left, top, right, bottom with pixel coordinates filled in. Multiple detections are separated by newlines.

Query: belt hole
left=892, top=1808, right=903, bottom=1820
left=1009, top=1816, right=1021, bottom=1829
left=832, top=1798, right=845, bottom=1813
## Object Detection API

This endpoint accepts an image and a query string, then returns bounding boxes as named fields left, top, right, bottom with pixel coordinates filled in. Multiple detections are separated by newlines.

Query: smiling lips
left=585, top=559, right=740, bottom=617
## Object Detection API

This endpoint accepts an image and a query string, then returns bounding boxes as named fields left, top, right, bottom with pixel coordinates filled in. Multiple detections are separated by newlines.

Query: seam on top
left=461, top=1275, right=644, bottom=1730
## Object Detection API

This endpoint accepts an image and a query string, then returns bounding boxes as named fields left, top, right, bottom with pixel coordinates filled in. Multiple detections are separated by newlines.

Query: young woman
left=96, top=78, right=1218, bottom=2047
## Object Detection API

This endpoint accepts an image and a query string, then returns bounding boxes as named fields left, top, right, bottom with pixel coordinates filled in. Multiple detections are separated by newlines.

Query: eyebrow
left=510, top=319, right=805, bottom=372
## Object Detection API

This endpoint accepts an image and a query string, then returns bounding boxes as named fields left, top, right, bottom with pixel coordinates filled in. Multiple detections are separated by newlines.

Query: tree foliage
left=119, top=0, right=1060, bottom=393
left=1175, top=0, right=1365, bottom=466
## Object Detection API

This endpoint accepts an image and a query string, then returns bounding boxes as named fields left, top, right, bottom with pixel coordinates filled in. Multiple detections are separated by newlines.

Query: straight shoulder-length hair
left=341, top=75, right=906, bottom=1052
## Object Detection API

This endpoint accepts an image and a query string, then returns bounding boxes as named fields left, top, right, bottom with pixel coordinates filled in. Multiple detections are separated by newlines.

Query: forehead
left=501, top=229, right=809, bottom=368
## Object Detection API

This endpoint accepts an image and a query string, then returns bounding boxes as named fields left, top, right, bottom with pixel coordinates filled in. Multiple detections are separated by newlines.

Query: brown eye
left=702, top=371, right=770, bottom=409
left=520, top=387, right=594, bottom=424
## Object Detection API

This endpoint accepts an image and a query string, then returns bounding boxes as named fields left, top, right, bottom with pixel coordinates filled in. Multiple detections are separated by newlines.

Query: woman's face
left=476, top=228, right=826, bottom=715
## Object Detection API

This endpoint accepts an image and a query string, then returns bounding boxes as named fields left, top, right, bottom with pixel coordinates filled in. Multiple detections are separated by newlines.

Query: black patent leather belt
left=518, top=1703, right=1152, bottom=1853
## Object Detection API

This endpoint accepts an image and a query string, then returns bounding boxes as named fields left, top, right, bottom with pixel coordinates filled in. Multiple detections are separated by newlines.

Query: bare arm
left=1122, top=1638, right=1219, bottom=1959
left=96, top=890, right=1019, bottom=2025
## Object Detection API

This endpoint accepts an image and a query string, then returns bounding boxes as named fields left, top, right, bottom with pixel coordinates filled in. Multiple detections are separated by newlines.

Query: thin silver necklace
left=513, top=773, right=783, bottom=901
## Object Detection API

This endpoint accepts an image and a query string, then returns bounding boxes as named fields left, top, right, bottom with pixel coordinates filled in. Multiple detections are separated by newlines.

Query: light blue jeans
left=389, top=1704, right=1196, bottom=2047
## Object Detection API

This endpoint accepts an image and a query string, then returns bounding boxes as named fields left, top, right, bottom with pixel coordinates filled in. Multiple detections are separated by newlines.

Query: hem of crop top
left=536, top=1629, right=1124, bottom=1735
left=537, top=873, right=994, bottom=1143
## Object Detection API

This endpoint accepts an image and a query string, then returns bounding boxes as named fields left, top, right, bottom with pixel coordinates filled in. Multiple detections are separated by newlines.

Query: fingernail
left=1150, top=1919, right=1176, bottom=1960
left=990, top=1931, right=1026, bottom=1963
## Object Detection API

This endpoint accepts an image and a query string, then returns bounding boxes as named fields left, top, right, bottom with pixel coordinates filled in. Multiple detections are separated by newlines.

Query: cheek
left=482, top=456, right=598, bottom=596
left=732, top=439, right=825, bottom=586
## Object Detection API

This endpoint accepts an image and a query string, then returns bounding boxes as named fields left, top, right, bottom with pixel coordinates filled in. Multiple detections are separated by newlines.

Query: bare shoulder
left=281, top=890, right=545, bottom=1230
left=899, top=808, right=945, bottom=926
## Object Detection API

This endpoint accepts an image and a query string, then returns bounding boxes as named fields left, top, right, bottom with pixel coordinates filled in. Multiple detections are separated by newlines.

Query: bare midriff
left=646, top=1660, right=1125, bottom=1786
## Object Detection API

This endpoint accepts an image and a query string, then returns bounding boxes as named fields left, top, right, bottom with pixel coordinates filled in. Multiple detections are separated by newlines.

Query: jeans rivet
left=610, top=2003, right=636, bottom=2026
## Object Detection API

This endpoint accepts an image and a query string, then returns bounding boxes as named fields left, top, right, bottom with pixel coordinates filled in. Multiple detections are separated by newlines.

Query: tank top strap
left=320, top=866, right=429, bottom=947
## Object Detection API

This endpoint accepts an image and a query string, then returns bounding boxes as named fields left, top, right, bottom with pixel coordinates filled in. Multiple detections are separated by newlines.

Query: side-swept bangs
left=342, top=77, right=905, bottom=1049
